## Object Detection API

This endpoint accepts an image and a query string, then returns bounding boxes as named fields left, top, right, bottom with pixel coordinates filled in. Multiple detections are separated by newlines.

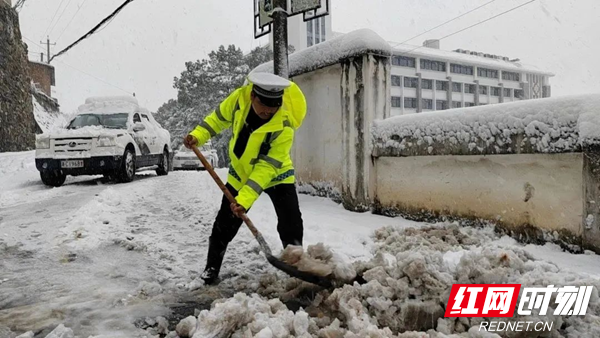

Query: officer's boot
left=201, top=238, right=227, bottom=285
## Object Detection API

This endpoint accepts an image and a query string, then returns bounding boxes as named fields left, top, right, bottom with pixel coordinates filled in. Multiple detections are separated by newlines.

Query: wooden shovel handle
left=189, top=145, right=260, bottom=238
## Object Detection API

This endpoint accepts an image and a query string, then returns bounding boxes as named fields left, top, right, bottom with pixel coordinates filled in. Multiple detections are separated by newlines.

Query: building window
left=478, top=67, right=498, bottom=79
left=404, top=77, right=418, bottom=88
left=391, top=75, right=402, bottom=87
left=321, top=17, right=326, bottom=42
left=420, top=59, right=446, bottom=72
left=514, top=89, right=524, bottom=99
left=436, top=81, right=448, bottom=91
left=502, top=71, right=520, bottom=81
left=491, top=87, right=501, bottom=96
left=452, top=101, right=462, bottom=108
left=465, top=102, right=475, bottom=107
left=392, top=56, right=416, bottom=68
left=452, top=82, right=462, bottom=93
left=307, top=20, right=313, bottom=47
left=465, top=84, right=476, bottom=94
left=392, top=96, right=402, bottom=108
left=450, top=63, right=474, bottom=75
left=422, top=99, right=433, bottom=110
left=315, top=18, right=320, bottom=44
left=404, top=97, right=417, bottom=109
left=479, top=85, right=488, bottom=95
left=422, top=79, right=433, bottom=90
left=503, top=88, right=512, bottom=97
left=436, top=100, right=448, bottom=110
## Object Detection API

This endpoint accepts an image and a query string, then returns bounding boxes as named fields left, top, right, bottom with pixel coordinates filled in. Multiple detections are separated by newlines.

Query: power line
left=13, top=0, right=28, bottom=11
left=42, top=0, right=67, bottom=39
left=390, top=0, right=497, bottom=49
left=56, top=0, right=90, bottom=42
left=437, top=0, right=537, bottom=42
left=54, top=60, right=133, bottom=95
left=392, top=0, right=537, bottom=58
left=48, top=0, right=75, bottom=37
left=22, top=35, right=133, bottom=95
left=23, top=36, right=45, bottom=52
left=50, top=0, right=136, bottom=62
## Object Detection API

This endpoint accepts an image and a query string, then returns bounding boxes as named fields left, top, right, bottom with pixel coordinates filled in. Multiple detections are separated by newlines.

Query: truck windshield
left=67, top=113, right=129, bottom=129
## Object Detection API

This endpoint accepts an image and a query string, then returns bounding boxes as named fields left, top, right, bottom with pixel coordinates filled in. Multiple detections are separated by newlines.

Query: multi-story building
left=268, top=5, right=334, bottom=53
left=273, top=0, right=553, bottom=116
left=389, top=40, right=553, bottom=115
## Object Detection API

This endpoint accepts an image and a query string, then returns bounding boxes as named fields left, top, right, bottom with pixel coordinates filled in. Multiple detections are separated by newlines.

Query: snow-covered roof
left=27, top=60, right=55, bottom=69
left=373, top=94, right=600, bottom=156
left=252, top=28, right=391, bottom=77
left=77, top=96, right=144, bottom=115
left=84, top=96, right=139, bottom=105
left=390, top=42, right=554, bottom=76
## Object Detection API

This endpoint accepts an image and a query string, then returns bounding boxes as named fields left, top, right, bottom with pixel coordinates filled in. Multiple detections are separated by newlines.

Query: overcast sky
left=18, top=0, right=600, bottom=114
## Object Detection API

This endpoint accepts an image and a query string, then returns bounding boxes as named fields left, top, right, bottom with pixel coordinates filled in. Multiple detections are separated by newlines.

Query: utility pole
left=272, top=0, right=289, bottom=79
left=39, top=36, right=56, bottom=64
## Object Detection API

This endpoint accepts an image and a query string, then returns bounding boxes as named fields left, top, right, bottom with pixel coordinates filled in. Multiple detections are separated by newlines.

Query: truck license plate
left=61, top=160, right=84, bottom=168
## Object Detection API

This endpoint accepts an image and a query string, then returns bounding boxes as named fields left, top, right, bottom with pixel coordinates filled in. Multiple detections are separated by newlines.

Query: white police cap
left=248, top=72, right=291, bottom=99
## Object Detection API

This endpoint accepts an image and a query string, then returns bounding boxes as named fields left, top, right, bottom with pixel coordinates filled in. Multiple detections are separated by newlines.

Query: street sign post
left=254, top=0, right=330, bottom=79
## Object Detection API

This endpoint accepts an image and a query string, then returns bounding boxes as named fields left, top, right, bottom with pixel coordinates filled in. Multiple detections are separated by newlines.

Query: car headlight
left=97, top=136, right=116, bottom=147
left=36, top=136, right=50, bottom=149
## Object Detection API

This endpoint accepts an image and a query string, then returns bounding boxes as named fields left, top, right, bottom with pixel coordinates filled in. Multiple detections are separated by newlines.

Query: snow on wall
left=31, top=86, right=66, bottom=133
left=252, top=28, right=391, bottom=78
left=373, top=94, right=600, bottom=157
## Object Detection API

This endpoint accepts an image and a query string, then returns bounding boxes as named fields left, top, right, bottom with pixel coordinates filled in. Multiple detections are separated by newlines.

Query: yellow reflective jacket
left=189, top=79, right=306, bottom=210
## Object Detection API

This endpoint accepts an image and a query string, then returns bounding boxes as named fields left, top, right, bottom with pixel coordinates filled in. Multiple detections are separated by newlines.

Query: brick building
left=28, top=61, right=55, bottom=97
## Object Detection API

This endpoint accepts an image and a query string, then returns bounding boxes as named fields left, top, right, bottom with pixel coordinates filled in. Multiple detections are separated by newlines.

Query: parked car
left=35, top=96, right=172, bottom=187
left=173, top=141, right=219, bottom=170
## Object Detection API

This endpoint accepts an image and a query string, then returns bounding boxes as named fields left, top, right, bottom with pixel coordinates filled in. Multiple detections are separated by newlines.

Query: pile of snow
left=32, top=86, right=67, bottom=133
left=280, top=243, right=357, bottom=283
left=252, top=28, right=391, bottom=77
left=373, top=94, right=600, bottom=155
left=172, top=224, right=600, bottom=337
left=76, top=96, right=148, bottom=116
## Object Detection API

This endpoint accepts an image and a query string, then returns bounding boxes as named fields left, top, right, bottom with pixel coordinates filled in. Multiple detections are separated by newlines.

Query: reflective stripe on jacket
left=190, top=80, right=306, bottom=210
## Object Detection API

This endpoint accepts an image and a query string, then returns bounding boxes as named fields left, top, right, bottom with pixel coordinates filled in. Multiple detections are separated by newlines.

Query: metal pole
left=46, top=36, right=50, bottom=64
left=272, top=0, right=289, bottom=79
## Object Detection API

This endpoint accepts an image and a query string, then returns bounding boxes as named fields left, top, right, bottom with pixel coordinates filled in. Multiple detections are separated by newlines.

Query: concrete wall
left=291, top=53, right=390, bottom=210
left=375, top=154, right=583, bottom=238
left=292, top=64, right=345, bottom=194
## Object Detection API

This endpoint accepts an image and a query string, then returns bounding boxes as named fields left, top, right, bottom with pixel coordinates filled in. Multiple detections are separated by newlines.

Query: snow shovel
left=189, top=145, right=334, bottom=288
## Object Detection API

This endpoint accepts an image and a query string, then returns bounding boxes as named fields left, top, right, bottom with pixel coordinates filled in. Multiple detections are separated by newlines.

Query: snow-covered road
left=2, top=151, right=600, bottom=338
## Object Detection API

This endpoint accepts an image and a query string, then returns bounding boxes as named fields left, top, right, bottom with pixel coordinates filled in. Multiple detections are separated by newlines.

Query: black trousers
left=204, top=183, right=303, bottom=274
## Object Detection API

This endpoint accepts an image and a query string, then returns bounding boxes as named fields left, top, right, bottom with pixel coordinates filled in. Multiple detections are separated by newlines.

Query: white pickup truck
left=35, top=96, right=172, bottom=187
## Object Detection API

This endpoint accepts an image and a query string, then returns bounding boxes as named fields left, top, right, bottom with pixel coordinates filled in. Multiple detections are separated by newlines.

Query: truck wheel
left=40, top=170, right=66, bottom=187
left=156, top=150, right=169, bottom=176
left=116, top=149, right=136, bottom=183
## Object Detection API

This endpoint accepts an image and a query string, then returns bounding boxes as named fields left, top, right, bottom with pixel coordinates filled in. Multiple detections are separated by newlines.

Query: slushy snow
left=171, top=225, right=600, bottom=337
